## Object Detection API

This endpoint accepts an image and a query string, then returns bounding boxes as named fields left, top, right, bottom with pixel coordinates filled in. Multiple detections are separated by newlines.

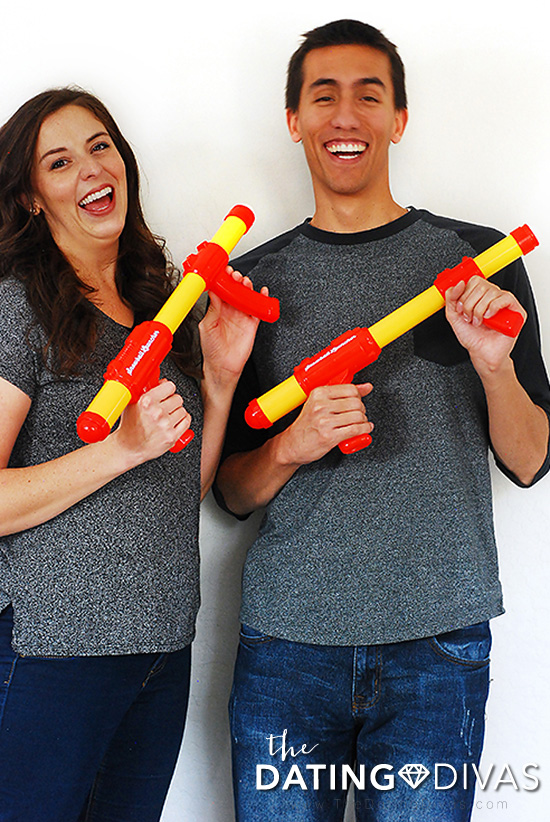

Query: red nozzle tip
left=245, top=399, right=271, bottom=429
left=226, top=205, right=255, bottom=233
left=77, top=411, right=111, bottom=443
left=511, top=225, right=539, bottom=255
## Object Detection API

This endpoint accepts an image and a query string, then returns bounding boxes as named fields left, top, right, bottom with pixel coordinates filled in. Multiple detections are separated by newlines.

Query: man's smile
left=324, top=140, right=368, bottom=159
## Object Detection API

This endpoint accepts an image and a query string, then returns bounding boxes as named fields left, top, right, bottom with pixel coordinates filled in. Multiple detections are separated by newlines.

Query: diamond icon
left=398, top=763, right=431, bottom=789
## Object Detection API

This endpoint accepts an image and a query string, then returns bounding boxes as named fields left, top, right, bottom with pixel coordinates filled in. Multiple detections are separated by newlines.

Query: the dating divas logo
left=256, top=730, right=540, bottom=793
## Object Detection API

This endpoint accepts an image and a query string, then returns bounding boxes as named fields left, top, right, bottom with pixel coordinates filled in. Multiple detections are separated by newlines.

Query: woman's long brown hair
left=0, top=87, right=201, bottom=378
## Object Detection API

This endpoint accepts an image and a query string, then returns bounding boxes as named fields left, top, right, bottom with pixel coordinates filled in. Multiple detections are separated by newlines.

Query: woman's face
left=31, top=104, right=128, bottom=261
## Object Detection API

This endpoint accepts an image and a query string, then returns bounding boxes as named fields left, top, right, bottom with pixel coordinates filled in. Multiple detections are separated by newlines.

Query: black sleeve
left=421, top=213, right=550, bottom=487
left=492, top=260, right=550, bottom=486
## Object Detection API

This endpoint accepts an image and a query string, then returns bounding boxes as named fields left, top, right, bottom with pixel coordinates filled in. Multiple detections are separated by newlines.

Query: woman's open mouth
left=78, top=186, right=114, bottom=212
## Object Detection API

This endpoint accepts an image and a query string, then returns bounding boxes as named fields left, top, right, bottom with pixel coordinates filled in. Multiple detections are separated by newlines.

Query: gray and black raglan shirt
left=215, top=208, right=550, bottom=646
left=0, top=278, right=203, bottom=656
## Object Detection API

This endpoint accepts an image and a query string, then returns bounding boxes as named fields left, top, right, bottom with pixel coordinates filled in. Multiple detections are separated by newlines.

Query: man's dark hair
left=285, top=19, right=407, bottom=112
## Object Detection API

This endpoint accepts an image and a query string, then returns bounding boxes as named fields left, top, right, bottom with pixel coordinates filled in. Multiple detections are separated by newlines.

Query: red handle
left=482, top=307, right=524, bottom=337
left=170, top=429, right=195, bottom=453
left=211, top=269, right=280, bottom=323
left=141, top=366, right=195, bottom=454
left=338, top=432, right=373, bottom=454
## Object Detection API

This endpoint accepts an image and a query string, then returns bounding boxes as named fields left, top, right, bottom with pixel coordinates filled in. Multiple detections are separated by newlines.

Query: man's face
left=286, top=44, right=407, bottom=203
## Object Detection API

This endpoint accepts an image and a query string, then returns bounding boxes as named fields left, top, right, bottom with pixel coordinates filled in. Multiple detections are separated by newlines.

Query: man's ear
left=286, top=108, right=302, bottom=144
left=391, top=108, right=408, bottom=145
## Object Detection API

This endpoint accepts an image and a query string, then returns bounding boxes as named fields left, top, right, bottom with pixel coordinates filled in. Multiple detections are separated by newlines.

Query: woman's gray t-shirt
left=0, top=278, right=203, bottom=656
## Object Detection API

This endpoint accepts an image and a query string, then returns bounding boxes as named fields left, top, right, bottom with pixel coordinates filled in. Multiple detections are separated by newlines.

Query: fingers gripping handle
left=435, top=256, right=525, bottom=337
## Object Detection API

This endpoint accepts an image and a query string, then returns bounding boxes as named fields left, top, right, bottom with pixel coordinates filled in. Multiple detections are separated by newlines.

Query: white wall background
left=2, top=1, right=548, bottom=819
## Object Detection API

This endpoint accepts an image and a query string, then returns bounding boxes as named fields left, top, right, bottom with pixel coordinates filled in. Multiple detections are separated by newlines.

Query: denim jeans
left=229, top=621, right=491, bottom=822
left=0, top=606, right=191, bottom=822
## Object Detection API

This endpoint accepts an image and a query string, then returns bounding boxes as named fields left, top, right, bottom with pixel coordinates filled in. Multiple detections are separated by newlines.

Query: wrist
left=104, top=427, right=146, bottom=472
left=201, top=359, right=240, bottom=395
left=271, top=426, right=303, bottom=470
left=476, top=356, right=516, bottom=393
left=200, top=372, right=236, bottom=421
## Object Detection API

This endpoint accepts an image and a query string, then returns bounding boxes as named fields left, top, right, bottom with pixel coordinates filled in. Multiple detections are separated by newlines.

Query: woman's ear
left=18, top=195, right=41, bottom=216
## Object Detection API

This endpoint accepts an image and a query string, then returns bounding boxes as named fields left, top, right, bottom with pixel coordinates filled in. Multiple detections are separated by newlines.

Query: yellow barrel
left=153, top=214, right=251, bottom=334
left=253, top=376, right=308, bottom=425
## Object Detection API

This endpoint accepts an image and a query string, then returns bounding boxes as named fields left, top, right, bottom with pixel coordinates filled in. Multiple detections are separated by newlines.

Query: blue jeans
left=229, top=621, right=491, bottom=821
left=0, top=606, right=191, bottom=822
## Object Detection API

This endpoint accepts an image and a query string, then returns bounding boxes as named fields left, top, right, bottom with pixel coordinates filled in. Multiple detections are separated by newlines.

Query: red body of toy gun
left=245, top=225, right=538, bottom=454
left=77, top=206, right=279, bottom=451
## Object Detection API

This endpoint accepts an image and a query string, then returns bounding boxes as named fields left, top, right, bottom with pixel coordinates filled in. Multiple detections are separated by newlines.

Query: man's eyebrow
left=38, top=131, right=109, bottom=164
left=307, top=76, right=387, bottom=92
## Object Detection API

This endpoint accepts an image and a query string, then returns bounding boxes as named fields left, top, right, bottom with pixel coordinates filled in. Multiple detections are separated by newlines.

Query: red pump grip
left=434, top=255, right=524, bottom=338
left=181, top=210, right=279, bottom=323
left=211, top=271, right=280, bottom=322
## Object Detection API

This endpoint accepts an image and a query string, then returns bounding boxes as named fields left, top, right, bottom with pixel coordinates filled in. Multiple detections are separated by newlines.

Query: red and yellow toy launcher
left=245, top=225, right=538, bottom=454
left=77, top=205, right=279, bottom=452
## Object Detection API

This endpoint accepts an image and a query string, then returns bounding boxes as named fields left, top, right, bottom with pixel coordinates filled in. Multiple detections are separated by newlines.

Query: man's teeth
left=79, top=186, right=113, bottom=207
left=326, top=143, right=366, bottom=155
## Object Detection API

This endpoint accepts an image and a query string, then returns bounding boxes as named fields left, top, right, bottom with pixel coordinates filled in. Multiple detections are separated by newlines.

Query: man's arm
left=445, top=278, right=549, bottom=485
left=216, top=383, right=373, bottom=516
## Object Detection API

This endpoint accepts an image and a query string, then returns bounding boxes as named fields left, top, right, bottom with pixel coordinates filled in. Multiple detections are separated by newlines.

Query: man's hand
left=276, top=382, right=373, bottom=468
left=445, top=277, right=526, bottom=377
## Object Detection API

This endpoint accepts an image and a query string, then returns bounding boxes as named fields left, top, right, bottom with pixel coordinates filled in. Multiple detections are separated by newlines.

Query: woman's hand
left=199, top=267, right=266, bottom=389
left=113, top=380, right=192, bottom=466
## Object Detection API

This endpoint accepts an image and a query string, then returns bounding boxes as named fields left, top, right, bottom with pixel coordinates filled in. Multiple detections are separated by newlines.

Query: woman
left=0, top=88, right=261, bottom=821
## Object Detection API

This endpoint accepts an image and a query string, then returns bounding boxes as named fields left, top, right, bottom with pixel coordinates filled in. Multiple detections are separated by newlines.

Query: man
left=214, top=19, right=550, bottom=821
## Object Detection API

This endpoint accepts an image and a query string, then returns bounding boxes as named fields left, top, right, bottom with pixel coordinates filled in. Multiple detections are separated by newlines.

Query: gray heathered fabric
left=224, top=209, right=550, bottom=646
left=0, top=278, right=203, bottom=656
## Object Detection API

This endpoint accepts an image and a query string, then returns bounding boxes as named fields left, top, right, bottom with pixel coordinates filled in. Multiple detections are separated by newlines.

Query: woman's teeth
left=78, top=186, right=113, bottom=207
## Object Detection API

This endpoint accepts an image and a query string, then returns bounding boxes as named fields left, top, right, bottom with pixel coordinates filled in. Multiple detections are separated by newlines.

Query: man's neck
left=310, top=192, right=407, bottom=234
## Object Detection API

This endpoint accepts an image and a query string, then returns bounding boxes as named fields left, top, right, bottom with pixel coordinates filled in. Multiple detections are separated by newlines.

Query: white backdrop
left=2, top=1, right=548, bottom=820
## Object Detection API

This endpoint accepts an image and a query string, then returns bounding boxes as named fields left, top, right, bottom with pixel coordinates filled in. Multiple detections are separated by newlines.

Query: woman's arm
left=0, top=376, right=191, bottom=536
left=198, top=271, right=264, bottom=499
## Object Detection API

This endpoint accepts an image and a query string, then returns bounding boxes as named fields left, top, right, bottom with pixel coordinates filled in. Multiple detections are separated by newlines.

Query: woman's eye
left=92, top=141, right=109, bottom=152
left=50, top=158, right=68, bottom=170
